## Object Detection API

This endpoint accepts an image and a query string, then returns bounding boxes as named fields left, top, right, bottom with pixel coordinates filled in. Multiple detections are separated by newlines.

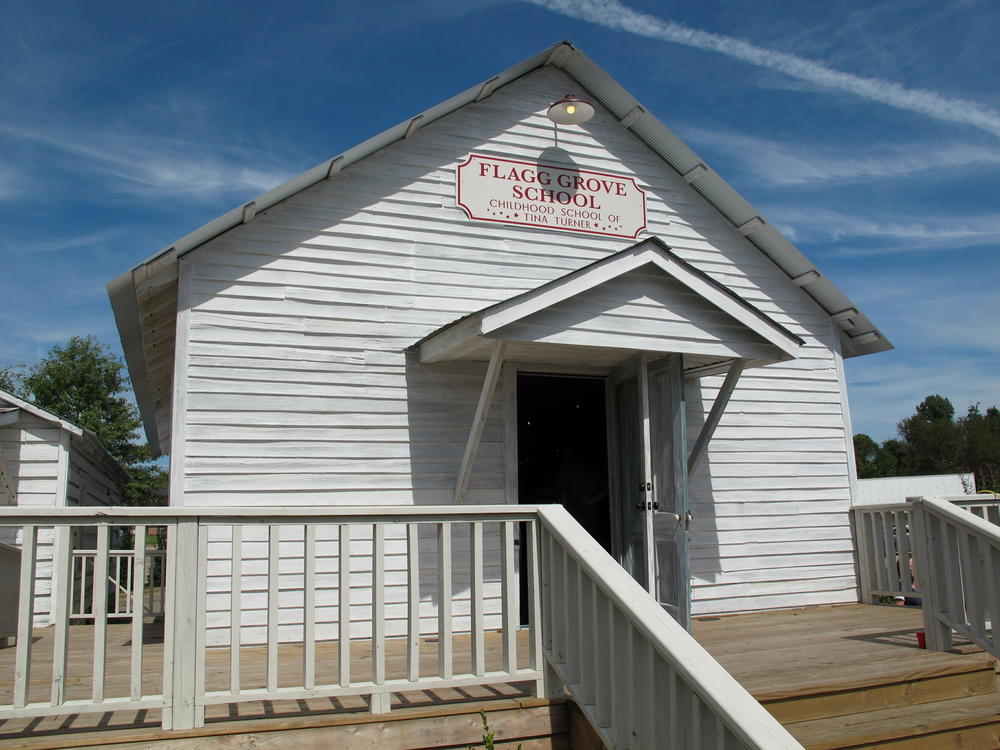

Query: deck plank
left=692, top=603, right=995, bottom=701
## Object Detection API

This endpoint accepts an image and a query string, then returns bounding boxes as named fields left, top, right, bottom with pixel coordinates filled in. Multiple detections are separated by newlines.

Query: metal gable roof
left=108, top=40, right=890, bottom=455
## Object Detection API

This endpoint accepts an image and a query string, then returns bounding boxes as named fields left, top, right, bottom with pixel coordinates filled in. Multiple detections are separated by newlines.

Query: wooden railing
left=910, top=495, right=1000, bottom=659
left=853, top=495, right=1000, bottom=606
left=70, top=549, right=167, bottom=619
left=536, top=505, right=800, bottom=749
left=951, top=493, right=1000, bottom=525
left=0, top=505, right=802, bottom=749
left=853, top=503, right=920, bottom=604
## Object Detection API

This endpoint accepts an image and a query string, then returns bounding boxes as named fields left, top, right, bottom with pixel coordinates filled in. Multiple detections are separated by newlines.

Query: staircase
left=772, top=654, right=1000, bottom=749
left=694, top=604, right=1000, bottom=750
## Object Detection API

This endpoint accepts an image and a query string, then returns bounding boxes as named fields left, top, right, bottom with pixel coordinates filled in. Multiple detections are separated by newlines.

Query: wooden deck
left=693, top=604, right=1000, bottom=749
left=0, top=624, right=553, bottom=748
left=2, top=604, right=997, bottom=748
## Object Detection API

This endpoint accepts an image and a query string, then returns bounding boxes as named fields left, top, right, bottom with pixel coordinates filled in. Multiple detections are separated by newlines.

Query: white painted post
left=526, top=520, right=544, bottom=699
left=406, top=523, right=420, bottom=682
left=230, top=525, right=242, bottom=695
left=92, top=525, right=109, bottom=703
left=501, top=521, right=517, bottom=675
left=267, top=525, right=280, bottom=694
left=50, top=524, right=72, bottom=706
left=437, top=522, right=453, bottom=680
left=167, top=518, right=200, bottom=730
left=303, top=524, right=316, bottom=692
left=13, top=525, right=37, bottom=708
left=339, top=523, right=352, bottom=687
left=471, top=521, right=485, bottom=677
left=910, top=500, right=952, bottom=651
left=130, top=524, right=146, bottom=701
left=370, top=523, right=390, bottom=714
left=563, top=555, right=580, bottom=685
left=594, top=594, right=611, bottom=727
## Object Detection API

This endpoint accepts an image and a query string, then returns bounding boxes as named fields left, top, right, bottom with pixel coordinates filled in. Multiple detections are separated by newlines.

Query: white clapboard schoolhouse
left=107, top=42, right=889, bottom=640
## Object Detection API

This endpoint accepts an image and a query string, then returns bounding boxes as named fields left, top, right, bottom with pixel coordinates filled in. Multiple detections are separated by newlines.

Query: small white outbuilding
left=0, top=389, right=128, bottom=627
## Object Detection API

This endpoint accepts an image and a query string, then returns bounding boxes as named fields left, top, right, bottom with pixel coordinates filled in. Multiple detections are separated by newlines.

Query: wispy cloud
left=527, top=0, right=1000, bottom=139
left=0, top=227, right=129, bottom=255
left=682, top=129, right=1000, bottom=187
left=847, top=355, right=1000, bottom=440
left=0, top=122, right=296, bottom=201
left=767, top=207, right=1000, bottom=253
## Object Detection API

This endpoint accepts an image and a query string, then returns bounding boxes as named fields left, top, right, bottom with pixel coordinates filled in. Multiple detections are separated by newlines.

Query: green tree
left=2, top=336, right=166, bottom=505
left=853, top=433, right=881, bottom=478
left=853, top=395, right=1000, bottom=490
left=896, top=394, right=960, bottom=475
left=958, top=405, right=1000, bottom=491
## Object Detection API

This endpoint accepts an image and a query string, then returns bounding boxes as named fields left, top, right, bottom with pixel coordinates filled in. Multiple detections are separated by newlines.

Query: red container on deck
left=916, top=630, right=926, bottom=649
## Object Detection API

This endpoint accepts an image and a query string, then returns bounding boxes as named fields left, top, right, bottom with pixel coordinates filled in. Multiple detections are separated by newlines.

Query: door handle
left=684, top=511, right=692, bottom=531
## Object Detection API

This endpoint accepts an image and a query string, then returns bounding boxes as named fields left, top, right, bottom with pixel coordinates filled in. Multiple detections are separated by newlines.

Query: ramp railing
left=909, top=495, right=1000, bottom=659
left=536, top=505, right=801, bottom=749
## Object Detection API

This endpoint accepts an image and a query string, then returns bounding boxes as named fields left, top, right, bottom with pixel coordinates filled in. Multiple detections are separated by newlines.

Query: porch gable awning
left=414, top=238, right=803, bottom=374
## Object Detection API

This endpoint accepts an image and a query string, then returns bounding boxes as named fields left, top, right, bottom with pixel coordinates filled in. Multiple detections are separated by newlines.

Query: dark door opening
left=516, top=373, right=611, bottom=550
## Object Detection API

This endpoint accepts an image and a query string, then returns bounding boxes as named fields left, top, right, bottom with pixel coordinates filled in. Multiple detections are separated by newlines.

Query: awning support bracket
left=455, top=340, right=507, bottom=504
left=687, top=359, right=745, bottom=477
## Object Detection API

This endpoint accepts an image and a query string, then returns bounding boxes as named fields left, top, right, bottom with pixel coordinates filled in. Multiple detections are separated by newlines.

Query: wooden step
left=764, top=664, right=999, bottom=723
left=6, top=697, right=569, bottom=750
left=785, top=692, right=1000, bottom=750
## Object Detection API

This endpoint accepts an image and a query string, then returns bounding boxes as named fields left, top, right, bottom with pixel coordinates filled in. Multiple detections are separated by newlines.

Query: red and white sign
left=456, top=154, right=647, bottom=239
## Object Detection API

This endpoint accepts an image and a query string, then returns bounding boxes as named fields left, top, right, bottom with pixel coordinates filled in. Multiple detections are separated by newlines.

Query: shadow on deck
left=0, top=626, right=567, bottom=749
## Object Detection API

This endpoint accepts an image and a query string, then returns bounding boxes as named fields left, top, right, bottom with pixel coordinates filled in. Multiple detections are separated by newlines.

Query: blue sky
left=1, top=0, right=997, bottom=442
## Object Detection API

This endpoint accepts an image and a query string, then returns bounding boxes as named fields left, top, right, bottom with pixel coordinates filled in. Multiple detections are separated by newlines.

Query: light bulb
left=547, top=95, right=595, bottom=125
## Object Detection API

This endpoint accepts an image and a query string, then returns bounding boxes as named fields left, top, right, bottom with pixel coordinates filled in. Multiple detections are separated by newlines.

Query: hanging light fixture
left=546, top=94, right=595, bottom=125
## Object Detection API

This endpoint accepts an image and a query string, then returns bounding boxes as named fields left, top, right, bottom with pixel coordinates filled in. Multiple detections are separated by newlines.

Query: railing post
left=164, top=518, right=203, bottom=729
left=909, top=498, right=952, bottom=651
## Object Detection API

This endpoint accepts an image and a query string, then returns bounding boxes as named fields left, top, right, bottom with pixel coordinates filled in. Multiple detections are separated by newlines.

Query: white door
left=609, top=354, right=691, bottom=628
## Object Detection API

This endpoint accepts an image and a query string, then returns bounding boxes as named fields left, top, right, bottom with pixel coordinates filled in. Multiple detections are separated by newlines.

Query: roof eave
left=107, top=270, right=162, bottom=458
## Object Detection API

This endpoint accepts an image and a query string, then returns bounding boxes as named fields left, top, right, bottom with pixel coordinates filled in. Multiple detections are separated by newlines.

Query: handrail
left=908, top=495, right=999, bottom=659
left=537, top=505, right=802, bottom=749
left=0, top=505, right=539, bottom=523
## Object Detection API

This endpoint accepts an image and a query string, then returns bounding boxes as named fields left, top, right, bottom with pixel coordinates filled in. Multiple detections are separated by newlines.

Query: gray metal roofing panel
left=628, top=117, right=704, bottom=176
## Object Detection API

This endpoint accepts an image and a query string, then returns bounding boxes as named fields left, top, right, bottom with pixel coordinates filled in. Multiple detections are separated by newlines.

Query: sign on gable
left=456, top=154, right=647, bottom=239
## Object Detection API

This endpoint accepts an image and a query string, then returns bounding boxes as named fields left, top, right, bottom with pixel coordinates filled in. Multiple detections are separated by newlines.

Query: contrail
left=528, top=0, right=1000, bottom=139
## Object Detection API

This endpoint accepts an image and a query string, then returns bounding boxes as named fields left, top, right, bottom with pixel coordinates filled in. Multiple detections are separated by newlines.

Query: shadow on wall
left=404, top=351, right=510, bottom=630
left=685, top=378, right=721, bottom=590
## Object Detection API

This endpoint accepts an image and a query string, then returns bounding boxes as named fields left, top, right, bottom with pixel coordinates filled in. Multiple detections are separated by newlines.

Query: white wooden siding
left=177, top=66, right=855, bottom=616
left=0, top=416, right=60, bottom=625
left=0, top=407, right=124, bottom=625
left=493, top=265, right=778, bottom=360
left=67, top=438, right=122, bottom=506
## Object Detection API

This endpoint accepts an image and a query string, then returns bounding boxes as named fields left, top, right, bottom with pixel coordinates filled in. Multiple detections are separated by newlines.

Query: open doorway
left=516, top=373, right=611, bottom=551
